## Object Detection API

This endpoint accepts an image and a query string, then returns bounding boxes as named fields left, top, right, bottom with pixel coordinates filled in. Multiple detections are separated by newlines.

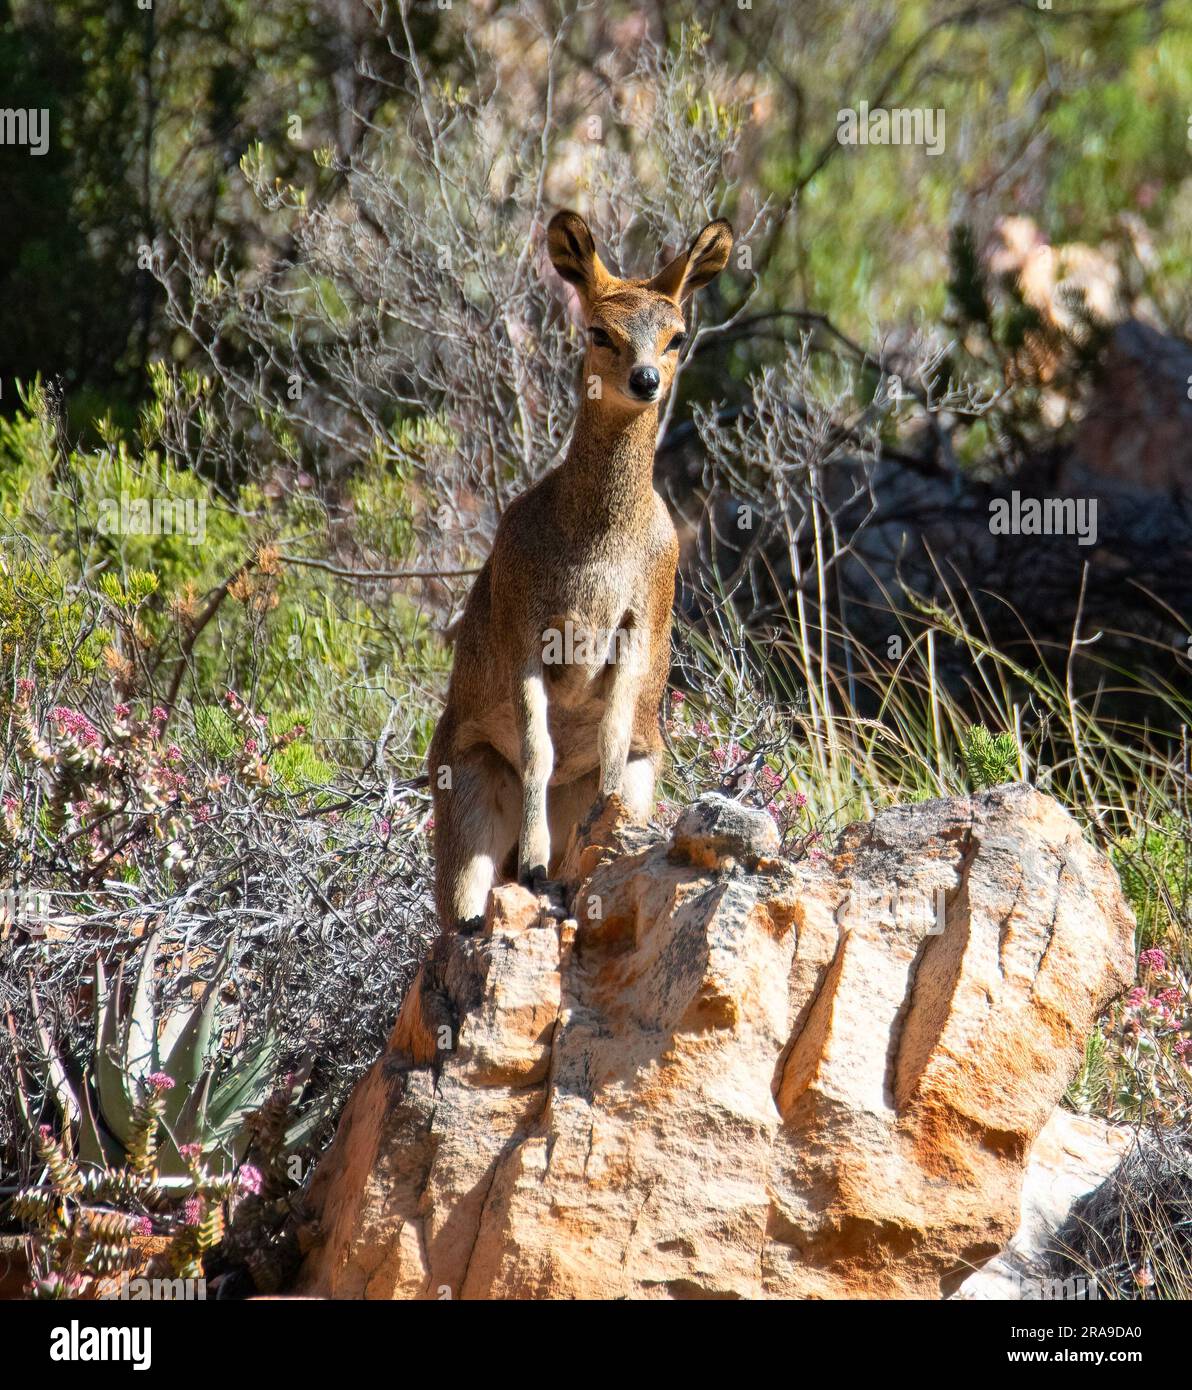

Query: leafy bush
left=0, top=673, right=435, bottom=1188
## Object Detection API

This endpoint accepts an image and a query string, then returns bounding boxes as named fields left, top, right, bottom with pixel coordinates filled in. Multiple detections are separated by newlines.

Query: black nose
left=628, top=366, right=661, bottom=398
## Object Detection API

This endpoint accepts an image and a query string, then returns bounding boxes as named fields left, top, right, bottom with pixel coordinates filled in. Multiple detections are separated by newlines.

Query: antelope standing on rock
left=428, top=210, right=733, bottom=929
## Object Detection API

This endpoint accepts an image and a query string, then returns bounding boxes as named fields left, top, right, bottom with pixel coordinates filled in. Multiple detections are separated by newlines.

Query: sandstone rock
left=669, top=792, right=780, bottom=870
left=299, top=783, right=1134, bottom=1299
left=953, top=1109, right=1131, bottom=1300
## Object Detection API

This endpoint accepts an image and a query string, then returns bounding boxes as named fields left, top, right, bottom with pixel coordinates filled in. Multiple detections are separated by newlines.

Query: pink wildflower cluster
left=664, top=694, right=820, bottom=844
left=222, top=689, right=286, bottom=788
left=50, top=706, right=101, bottom=747
left=1109, top=946, right=1192, bottom=1123
left=5, top=689, right=210, bottom=874
left=709, top=740, right=744, bottom=770
left=237, top=1164, right=263, bottom=1196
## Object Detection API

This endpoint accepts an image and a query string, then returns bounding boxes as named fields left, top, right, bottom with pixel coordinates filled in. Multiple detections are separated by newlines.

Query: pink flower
left=38, top=1124, right=53, bottom=1142
left=376, top=818, right=391, bottom=838
left=137, top=1216, right=154, bottom=1236
left=165, top=744, right=183, bottom=763
left=113, top=703, right=130, bottom=719
left=237, top=1164, right=263, bottom=1196
left=225, top=690, right=241, bottom=710
left=669, top=690, right=685, bottom=706
left=1139, top=948, right=1167, bottom=972
left=710, top=741, right=742, bottom=769
left=16, top=678, right=35, bottom=698
left=146, top=1072, right=175, bottom=1092
left=178, top=1143, right=202, bottom=1160
left=1175, top=1038, right=1192, bottom=1058
left=793, top=791, right=808, bottom=809
left=693, top=720, right=711, bottom=738
left=50, top=706, right=100, bottom=746
left=1126, top=986, right=1147, bottom=1009
left=758, top=766, right=782, bottom=793
left=243, top=738, right=259, bottom=755
left=1156, top=987, right=1182, bottom=1008
left=182, top=1197, right=203, bottom=1227
left=424, top=815, right=435, bottom=833
left=151, top=706, right=168, bottom=724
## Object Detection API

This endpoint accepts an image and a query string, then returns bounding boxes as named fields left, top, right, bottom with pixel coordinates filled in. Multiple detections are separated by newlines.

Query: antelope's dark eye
left=590, top=327, right=615, bottom=350
left=666, top=332, right=686, bottom=352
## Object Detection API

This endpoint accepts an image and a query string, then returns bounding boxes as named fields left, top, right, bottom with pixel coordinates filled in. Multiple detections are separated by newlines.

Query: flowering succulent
left=50, top=705, right=101, bottom=747
left=1102, top=948, right=1192, bottom=1123
left=4, top=692, right=201, bottom=869
left=11, top=1099, right=261, bottom=1297
left=2, top=681, right=297, bottom=877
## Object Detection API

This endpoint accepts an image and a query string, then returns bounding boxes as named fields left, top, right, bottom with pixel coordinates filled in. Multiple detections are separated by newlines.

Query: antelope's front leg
left=598, top=626, right=642, bottom=800
left=515, top=661, right=554, bottom=885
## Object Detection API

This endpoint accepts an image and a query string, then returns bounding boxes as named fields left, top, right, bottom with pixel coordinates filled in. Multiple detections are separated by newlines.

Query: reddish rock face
left=299, top=785, right=1134, bottom=1300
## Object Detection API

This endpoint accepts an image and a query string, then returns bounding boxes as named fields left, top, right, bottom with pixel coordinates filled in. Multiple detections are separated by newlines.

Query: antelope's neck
left=557, top=397, right=659, bottom=537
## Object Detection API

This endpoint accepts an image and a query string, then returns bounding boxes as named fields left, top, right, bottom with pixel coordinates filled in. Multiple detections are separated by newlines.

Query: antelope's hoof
left=519, top=863, right=550, bottom=891
left=519, top=864, right=568, bottom=918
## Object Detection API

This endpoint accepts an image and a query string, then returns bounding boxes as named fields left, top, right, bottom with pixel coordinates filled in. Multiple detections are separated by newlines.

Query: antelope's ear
left=649, top=219, right=734, bottom=302
left=547, top=211, right=611, bottom=306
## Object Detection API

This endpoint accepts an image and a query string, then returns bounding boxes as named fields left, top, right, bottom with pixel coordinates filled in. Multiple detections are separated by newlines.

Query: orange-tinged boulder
left=299, top=784, right=1133, bottom=1299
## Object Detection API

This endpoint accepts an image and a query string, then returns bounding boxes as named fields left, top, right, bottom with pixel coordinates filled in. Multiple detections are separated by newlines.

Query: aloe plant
left=25, top=933, right=282, bottom=1180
